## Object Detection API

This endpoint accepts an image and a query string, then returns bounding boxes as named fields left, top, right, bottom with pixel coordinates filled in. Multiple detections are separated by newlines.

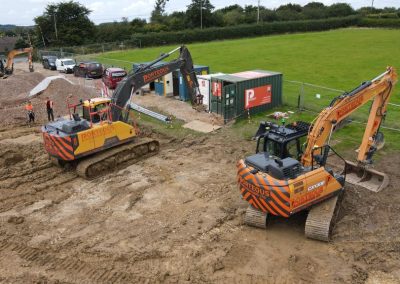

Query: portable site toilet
left=177, top=65, right=210, bottom=101
left=153, top=73, right=173, bottom=97
left=197, top=73, right=225, bottom=111
left=210, top=70, right=283, bottom=122
left=133, top=62, right=209, bottom=99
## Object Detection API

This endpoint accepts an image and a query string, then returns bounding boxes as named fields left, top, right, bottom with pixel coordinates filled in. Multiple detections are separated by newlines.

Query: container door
left=154, top=79, right=163, bottom=96
left=210, top=80, right=222, bottom=115
left=172, top=71, right=179, bottom=96
left=198, top=78, right=210, bottom=110
left=223, top=84, right=236, bottom=121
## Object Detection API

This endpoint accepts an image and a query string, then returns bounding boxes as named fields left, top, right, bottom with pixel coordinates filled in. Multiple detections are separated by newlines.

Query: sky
left=2, top=0, right=399, bottom=26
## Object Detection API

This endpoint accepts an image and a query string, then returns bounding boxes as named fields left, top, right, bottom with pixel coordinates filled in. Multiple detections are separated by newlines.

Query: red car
left=102, top=67, right=127, bottom=89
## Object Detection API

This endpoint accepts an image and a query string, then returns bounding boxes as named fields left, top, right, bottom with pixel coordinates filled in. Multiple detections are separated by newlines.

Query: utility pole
left=200, top=0, right=203, bottom=29
left=257, top=0, right=260, bottom=23
left=53, top=13, right=58, bottom=40
left=371, top=0, right=374, bottom=8
left=38, top=25, right=46, bottom=48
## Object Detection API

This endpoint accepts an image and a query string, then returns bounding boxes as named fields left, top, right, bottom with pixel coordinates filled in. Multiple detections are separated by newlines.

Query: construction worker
left=25, top=101, right=35, bottom=126
left=46, top=97, right=54, bottom=121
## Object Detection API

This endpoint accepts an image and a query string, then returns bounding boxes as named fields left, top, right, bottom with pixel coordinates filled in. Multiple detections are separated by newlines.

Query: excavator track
left=305, top=194, right=341, bottom=242
left=244, top=206, right=268, bottom=229
left=76, top=138, right=159, bottom=179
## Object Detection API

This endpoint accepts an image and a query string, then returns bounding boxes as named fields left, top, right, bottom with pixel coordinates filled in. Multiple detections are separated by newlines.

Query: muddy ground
left=0, top=64, right=399, bottom=283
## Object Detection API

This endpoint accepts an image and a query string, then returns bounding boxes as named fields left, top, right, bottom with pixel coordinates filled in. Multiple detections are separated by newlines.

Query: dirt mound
left=0, top=71, right=44, bottom=107
left=0, top=78, right=99, bottom=127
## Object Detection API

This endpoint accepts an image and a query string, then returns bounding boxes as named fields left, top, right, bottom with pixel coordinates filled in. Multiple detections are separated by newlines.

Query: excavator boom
left=302, top=67, right=397, bottom=192
left=111, top=45, right=201, bottom=121
left=2, top=47, right=34, bottom=77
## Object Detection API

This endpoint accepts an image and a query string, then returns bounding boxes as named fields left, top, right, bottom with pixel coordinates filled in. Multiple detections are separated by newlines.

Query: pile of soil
left=0, top=78, right=99, bottom=127
left=0, top=72, right=45, bottom=108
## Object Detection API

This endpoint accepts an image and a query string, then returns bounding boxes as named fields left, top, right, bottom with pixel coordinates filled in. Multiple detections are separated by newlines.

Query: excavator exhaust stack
left=345, top=160, right=389, bottom=192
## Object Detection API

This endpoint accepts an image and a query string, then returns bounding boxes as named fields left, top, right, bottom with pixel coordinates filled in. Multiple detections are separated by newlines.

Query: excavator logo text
left=337, top=96, right=363, bottom=119
left=238, top=176, right=270, bottom=197
left=307, top=181, right=325, bottom=192
left=143, top=67, right=170, bottom=83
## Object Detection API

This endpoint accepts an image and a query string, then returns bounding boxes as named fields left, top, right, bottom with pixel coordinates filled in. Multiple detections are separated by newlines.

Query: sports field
left=96, top=28, right=400, bottom=153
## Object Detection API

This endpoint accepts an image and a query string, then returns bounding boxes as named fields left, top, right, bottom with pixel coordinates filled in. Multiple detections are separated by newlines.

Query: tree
left=151, top=0, right=169, bottom=23
left=34, top=1, right=95, bottom=46
left=223, top=9, right=245, bottom=26
left=276, top=4, right=303, bottom=21
left=327, top=3, right=354, bottom=18
left=186, top=0, right=215, bottom=29
left=303, top=2, right=327, bottom=19
left=243, top=5, right=258, bottom=24
left=14, top=38, right=30, bottom=49
left=165, top=12, right=186, bottom=30
left=259, top=8, right=278, bottom=22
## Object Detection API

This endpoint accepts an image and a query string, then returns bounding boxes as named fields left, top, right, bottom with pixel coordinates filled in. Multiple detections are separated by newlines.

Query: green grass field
left=95, top=28, right=400, bottom=158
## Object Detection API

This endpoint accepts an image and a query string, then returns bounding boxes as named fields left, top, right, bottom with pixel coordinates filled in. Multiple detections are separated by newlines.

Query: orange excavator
left=0, top=47, right=34, bottom=78
left=237, top=67, right=397, bottom=241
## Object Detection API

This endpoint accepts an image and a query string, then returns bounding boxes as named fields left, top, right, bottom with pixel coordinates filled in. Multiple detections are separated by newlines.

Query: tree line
left=3, top=1, right=400, bottom=48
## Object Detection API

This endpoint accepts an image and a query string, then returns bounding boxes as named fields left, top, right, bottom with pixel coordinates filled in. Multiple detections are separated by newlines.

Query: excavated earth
left=0, top=64, right=399, bottom=283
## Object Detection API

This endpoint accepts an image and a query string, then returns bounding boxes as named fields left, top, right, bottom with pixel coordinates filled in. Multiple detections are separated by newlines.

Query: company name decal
left=239, top=176, right=270, bottom=197
left=293, top=187, right=323, bottom=208
left=81, top=125, right=115, bottom=142
left=308, top=181, right=325, bottom=192
left=337, top=96, right=363, bottom=118
left=143, top=67, right=170, bottom=83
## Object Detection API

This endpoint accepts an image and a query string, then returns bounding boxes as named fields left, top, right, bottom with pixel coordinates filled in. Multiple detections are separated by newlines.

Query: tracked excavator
left=0, top=47, right=34, bottom=78
left=237, top=67, right=397, bottom=241
left=42, top=45, right=202, bottom=178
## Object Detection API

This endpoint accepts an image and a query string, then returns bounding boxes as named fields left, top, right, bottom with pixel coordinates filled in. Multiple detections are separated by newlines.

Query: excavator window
left=285, top=139, right=298, bottom=158
left=264, top=139, right=283, bottom=157
left=83, top=106, right=91, bottom=121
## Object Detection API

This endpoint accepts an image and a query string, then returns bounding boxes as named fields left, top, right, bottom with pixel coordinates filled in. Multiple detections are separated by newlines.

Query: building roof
left=213, top=70, right=282, bottom=82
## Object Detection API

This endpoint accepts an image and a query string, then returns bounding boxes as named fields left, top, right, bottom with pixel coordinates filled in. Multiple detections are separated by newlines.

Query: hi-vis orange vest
left=25, top=104, right=33, bottom=111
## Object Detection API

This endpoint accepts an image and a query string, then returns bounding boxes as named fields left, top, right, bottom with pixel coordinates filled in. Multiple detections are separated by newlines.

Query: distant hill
left=0, top=25, right=34, bottom=31
left=0, top=25, right=17, bottom=31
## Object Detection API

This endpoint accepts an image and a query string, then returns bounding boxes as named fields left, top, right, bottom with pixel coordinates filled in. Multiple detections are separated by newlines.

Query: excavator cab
left=254, top=121, right=310, bottom=161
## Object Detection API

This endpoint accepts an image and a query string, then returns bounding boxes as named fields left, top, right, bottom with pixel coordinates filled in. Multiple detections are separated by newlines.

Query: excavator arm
left=5, top=47, right=34, bottom=74
left=111, top=45, right=201, bottom=121
left=302, top=67, right=397, bottom=167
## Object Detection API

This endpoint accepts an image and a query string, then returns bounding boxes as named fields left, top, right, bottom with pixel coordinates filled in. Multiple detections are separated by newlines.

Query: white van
left=56, top=58, right=76, bottom=73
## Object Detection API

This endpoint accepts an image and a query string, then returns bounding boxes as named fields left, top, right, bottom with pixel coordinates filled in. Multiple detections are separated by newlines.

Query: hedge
left=45, top=16, right=400, bottom=55
left=125, top=16, right=361, bottom=48
left=358, top=18, right=400, bottom=28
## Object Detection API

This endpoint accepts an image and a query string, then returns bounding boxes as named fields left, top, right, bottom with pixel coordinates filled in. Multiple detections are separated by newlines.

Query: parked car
left=73, top=61, right=103, bottom=79
left=42, top=56, right=57, bottom=70
left=56, top=58, right=76, bottom=73
left=102, top=67, right=127, bottom=89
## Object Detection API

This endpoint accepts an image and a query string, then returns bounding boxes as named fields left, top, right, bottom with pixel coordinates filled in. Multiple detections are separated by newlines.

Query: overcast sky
left=2, top=0, right=399, bottom=26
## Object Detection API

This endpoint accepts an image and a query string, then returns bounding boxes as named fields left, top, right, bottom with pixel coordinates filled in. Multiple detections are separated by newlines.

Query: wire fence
left=37, top=47, right=400, bottom=131
left=282, top=80, right=400, bottom=131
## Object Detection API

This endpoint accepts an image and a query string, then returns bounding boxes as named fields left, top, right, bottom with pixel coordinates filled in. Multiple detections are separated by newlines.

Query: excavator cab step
left=345, top=160, right=389, bottom=193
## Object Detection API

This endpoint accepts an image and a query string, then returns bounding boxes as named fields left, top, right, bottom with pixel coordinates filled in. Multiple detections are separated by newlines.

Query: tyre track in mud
left=0, top=236, right=153, bottom=283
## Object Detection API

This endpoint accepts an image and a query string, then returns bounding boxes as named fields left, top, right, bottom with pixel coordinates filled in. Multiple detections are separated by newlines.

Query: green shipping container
left=210, top=70, right=283, bottom=122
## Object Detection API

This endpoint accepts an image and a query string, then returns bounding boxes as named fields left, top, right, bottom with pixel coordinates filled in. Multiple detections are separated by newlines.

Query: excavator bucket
left=345, top=160, right=389, bottom=192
